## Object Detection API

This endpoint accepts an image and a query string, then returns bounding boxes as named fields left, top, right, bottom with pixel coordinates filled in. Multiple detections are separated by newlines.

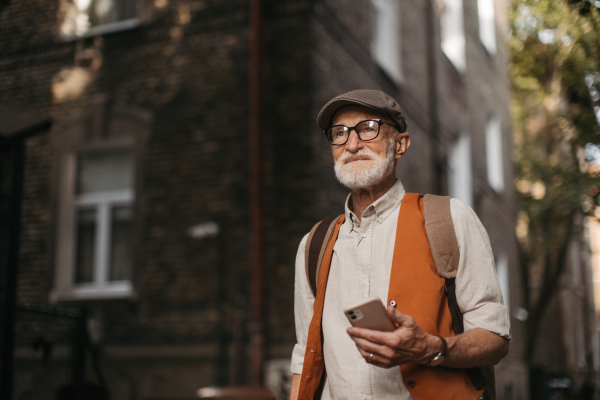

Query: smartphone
left=344, top=297, right=396, bottom=332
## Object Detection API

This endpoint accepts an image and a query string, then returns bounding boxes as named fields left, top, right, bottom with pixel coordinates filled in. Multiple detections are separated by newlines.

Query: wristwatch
left=426, top=336, right=448, bottom=367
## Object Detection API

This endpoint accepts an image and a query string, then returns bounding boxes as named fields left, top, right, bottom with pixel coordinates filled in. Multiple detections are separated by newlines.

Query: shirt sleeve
left=450, top=198, right=511, bottom=340
left=290, top=233, right=314, bottom=374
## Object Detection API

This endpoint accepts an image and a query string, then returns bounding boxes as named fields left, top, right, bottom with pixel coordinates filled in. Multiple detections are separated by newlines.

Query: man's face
left=330, top=105, right=409, bottom=190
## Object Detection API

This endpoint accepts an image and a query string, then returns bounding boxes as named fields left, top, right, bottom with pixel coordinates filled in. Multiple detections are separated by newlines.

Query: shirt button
left=408, top=380, right=416, bottom=388
left=362, top=233, right=367, bottom=238
left=389, top=300, right=397, bottom=307
left=362, top=396, right=367, bottom=400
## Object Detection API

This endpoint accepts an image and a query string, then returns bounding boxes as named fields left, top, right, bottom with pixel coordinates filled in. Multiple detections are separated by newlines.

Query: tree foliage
left=509, top=0, right=600, bottom=363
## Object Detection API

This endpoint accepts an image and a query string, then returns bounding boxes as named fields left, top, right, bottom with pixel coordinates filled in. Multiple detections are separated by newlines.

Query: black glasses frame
left=324, top=119, right=400, bottom=146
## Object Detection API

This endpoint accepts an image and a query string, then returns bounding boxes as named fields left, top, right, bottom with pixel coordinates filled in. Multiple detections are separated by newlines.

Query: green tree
left=510, top=0, right=600, bottom=367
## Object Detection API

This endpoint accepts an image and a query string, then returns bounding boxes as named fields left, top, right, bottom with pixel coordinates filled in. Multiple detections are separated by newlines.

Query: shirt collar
left=344, top=180, right=406, bottom=232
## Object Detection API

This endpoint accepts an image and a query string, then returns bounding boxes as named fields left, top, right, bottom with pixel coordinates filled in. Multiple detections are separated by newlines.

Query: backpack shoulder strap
left=423, top=194, right=492, bottom=396
left=304, top=215, right=345, bottom=297
left=423, top=194, right=459, bottom=279
left=422, top=194, right=463, bottom=333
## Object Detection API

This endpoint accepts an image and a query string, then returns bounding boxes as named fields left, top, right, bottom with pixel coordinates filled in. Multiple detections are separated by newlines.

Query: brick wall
left=1, top=0, right=527, bottom=398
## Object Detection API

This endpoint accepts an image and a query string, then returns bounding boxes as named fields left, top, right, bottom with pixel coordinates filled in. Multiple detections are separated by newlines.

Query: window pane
left=477, top=0, right=497, bottom=54
left=496, top=253, right=509, bottom=310
left=440, top=0, right=466, bottom=72
left=116, top=0, right=136, bottom=21
left=448, top=134, right=473, bottom=206
left=89, top=0, right=113, bottom=26
left=75, top=208, right=97, bottom=283
left=109, top=205, right=133, bottom=281
left=485, top=116, right=505, bottom=192
left=89, top=0, right=136, bottom=27
left=371, top=0, right=402, bottom=82
left=76, top=150, right=133, bottom=195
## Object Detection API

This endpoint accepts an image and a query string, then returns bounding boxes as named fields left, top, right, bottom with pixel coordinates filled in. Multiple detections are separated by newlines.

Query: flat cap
left=317, top=89, right=407, bottom=132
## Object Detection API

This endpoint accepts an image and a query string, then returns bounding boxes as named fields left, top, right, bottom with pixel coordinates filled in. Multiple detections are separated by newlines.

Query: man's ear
left=395, top=132, right=411, bottom=160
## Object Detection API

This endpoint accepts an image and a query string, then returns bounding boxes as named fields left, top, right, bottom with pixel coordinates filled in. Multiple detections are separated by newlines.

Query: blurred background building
left=528, top=213, right=600, bottom=397
left=0, top=0, right=534, bottom=398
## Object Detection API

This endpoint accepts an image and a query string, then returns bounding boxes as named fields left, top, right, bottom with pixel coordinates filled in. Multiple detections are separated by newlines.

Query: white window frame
left=438, top=0, right=467, bottom=72
left=50, top=151, right=135, bottom=302
left=448, top=133, right=473, bottom=206
left=371, top=0, right=403, bottom=83
left=477, top=0, right=497, bottom=54
left=485, top=115, right=505, bottom=192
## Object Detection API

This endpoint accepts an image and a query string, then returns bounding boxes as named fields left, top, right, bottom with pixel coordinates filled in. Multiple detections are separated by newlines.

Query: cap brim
left=317, top=98, right=389, bottom=131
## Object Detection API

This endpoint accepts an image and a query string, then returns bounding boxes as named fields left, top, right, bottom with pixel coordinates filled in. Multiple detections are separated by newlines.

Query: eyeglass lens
left=327, top=120, right=380, bottom=145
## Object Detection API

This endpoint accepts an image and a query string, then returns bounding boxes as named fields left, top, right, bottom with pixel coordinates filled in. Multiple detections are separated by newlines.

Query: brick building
left=0, top=0, right=527, bottom=398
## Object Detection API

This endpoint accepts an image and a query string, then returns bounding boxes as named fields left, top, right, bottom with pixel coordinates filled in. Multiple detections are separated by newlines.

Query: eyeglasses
left=324, top=119, right=399, bottom=146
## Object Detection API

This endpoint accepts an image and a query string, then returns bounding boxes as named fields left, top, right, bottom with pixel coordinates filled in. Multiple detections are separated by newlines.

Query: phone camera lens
left=351, top=316, right=357, bottom=320
left=349, top=310, right=355, bottom=315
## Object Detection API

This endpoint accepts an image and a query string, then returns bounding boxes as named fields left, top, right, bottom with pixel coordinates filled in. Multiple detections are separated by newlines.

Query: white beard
left=334, top=140, right=396, bottom=190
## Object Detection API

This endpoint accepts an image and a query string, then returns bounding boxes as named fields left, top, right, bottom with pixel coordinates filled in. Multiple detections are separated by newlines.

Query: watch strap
left=426, top=336, right=447, bottom=367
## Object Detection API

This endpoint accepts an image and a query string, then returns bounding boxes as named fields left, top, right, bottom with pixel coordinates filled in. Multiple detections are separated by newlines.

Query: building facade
left=0, top=0, right=527, bottom=398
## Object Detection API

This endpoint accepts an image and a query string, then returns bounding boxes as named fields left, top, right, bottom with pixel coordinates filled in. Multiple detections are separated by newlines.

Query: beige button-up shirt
left=291, top=180, right=510, bottom=400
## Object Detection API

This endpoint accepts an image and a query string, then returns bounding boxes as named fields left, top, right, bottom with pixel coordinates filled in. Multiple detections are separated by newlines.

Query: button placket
left=360, top=221, right=373, bottom=296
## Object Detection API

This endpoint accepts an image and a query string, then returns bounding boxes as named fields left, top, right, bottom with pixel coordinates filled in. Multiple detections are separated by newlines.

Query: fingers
left=356, top=347, right=393, bottom=368
left=387, top=306, right=414, bottom=327
left=347, top=326, right=421, bottom=368
left=350, top=335, right=396, bottom=359
left=347, top=326, right=401, bottom=349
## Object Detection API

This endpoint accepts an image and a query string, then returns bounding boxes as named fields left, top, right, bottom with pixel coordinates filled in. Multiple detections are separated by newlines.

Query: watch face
left=429, top=354, right=445, bottom=367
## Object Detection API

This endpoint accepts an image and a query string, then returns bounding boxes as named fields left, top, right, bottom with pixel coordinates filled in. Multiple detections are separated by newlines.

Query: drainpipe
left=249, top=0, right=264, bottom=386
left=425, top=0, right=443, bottom=195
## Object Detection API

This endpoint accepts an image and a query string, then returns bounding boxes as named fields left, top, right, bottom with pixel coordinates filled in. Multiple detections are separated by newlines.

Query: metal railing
left=1, top=303, right=108, bottom=400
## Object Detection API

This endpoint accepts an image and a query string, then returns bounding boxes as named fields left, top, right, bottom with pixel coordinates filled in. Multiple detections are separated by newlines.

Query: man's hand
left=346, top=306, right=510, bottom=369
left=346, top=305, right=441, bottom=368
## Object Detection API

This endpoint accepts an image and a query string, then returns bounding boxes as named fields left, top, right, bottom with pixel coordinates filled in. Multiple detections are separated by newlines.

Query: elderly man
left=289, top=90, right=510, bottom=400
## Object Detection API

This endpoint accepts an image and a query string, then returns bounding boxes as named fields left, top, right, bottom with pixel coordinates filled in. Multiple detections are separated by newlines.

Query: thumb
left=387, top=305, right=413, bottom=327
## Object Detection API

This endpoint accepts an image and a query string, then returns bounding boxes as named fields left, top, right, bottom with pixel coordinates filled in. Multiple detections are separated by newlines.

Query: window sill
left=63, top=18, right=140, bottom=41
left=49, top=282, right=135, bottom=303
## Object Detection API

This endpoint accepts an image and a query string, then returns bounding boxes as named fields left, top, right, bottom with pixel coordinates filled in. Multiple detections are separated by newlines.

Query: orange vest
left=297, top=193, right=483, bottom=400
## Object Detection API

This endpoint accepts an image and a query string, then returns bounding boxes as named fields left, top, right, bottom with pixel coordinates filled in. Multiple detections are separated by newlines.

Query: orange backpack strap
left=304, top=215, right=345, bottom=297
left=423, top=194, right=493, bottom=398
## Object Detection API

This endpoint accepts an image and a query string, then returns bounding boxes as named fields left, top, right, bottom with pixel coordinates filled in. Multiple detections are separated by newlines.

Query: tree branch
left=526, top=211, right=576, bottom=362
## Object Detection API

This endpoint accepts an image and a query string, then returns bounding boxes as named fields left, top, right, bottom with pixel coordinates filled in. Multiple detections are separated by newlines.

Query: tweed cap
left=317, top=89, right=407, bottom=132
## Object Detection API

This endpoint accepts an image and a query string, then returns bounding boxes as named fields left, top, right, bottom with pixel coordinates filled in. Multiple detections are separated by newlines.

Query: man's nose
left=344, top=130, right=363, bottom=152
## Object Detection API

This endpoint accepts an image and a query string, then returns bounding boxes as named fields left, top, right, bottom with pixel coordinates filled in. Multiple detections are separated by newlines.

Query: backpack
left=304, top=194, right=495, bottom=400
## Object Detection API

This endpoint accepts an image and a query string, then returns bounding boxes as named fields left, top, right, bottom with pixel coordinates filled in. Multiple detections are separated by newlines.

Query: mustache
left=337, top=149, right=378, bottom=164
